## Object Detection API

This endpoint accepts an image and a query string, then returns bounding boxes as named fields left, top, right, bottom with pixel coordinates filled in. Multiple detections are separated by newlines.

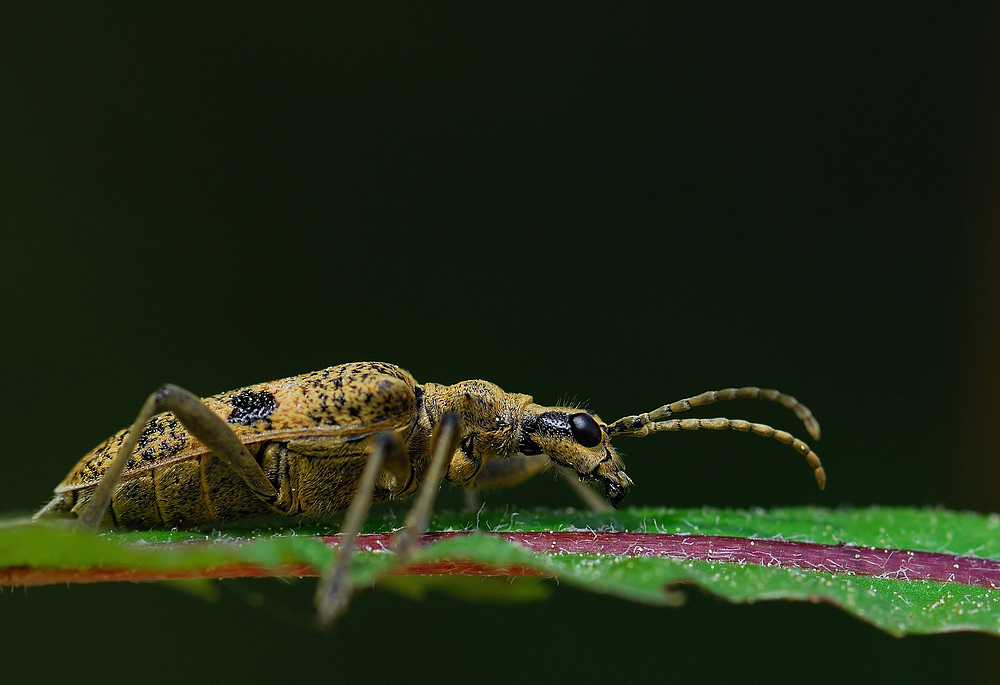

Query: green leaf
left=4, top=506, right=1000, bottom=637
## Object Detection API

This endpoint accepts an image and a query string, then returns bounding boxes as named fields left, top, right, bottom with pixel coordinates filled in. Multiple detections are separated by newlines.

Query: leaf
left=4, top=506, right=1000, bottom=637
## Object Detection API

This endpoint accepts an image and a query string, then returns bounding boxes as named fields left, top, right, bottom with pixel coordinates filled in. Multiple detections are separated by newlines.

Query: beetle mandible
left=35, top=361, right=825, bottom=624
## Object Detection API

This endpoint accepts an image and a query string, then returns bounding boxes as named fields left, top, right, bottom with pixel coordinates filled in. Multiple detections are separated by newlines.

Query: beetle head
left=517, top=404, right=632, bottom=508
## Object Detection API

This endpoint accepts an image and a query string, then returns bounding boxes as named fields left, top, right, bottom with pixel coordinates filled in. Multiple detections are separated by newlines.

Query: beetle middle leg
left=316, top=411, right=462, bottom=628
left=76, top=384, right=278, bottom=530
left=315, top=430, right=411, bottom=626
left=390, top=411, right=462, bottom=564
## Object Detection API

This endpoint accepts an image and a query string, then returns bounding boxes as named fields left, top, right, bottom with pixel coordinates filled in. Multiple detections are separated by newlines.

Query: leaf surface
left=4, top=506, right=1000, bottom=636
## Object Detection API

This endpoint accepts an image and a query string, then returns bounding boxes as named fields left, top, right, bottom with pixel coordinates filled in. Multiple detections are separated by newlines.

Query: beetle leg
left=467, top=453, right=551, bottom=489
left=554, top=466, right=614, bottom=513
left=76, top=384, right=277, bottom=531
left=469, top=456, right=612, bottom=512
left=462, top=489, right=479, bottom=512
left=315, top=430, right=402, bottom=628
left=391, top=411, right=462, bottom=565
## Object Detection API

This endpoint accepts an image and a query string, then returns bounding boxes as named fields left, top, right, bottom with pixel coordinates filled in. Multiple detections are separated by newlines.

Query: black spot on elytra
left=136, top=416, right=166, bottom=450
left=227, top=389, right=278, bottom=426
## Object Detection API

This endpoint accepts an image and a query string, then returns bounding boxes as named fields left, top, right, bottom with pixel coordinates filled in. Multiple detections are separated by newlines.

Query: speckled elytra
left=35, top=361, right=824, bottom=625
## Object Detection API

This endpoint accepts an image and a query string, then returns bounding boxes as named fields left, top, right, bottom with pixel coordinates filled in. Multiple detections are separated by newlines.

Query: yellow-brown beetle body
left=37, top=362, right=827, bottom=530
left=36, top=362, right=635, bottom=528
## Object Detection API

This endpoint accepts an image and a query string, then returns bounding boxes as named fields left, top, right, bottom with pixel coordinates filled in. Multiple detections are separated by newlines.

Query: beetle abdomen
left=39, top=452, right=279, bottom=528
left=39, top=362, right=423, bottom=527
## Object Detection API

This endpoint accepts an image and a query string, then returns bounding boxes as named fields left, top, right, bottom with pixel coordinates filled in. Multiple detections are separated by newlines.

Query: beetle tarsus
left=315, top=564, right=353, bottom=630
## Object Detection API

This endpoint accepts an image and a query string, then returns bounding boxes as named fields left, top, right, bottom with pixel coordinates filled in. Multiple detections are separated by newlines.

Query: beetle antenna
left=605, top=387, right=824, bottom=489
left=646, top=416, right=826, bottom=489
left=606, top=386, right=820, bottom=440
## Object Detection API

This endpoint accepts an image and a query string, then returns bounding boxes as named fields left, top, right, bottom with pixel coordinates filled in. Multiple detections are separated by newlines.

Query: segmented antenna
left=606, top=387, right=825, bottom=489
left=649, top=417, right=825, bottom=489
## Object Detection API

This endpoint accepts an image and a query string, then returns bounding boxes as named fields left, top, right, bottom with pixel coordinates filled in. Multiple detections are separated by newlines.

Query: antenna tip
left=806, top=417, right=821, bottom=441
left=814, top=466, right=827, bottom=490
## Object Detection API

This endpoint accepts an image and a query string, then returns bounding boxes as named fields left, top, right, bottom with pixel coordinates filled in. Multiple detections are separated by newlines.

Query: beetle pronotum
left=35, top=361, right=824, bottom=626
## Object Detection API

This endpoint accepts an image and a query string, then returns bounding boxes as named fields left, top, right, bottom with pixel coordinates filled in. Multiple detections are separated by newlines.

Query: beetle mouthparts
left=604, top=480, right=626, bottom=509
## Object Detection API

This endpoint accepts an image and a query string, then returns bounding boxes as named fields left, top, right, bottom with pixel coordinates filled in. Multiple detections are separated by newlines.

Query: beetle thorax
left=419, top=380, right=532, bottom=460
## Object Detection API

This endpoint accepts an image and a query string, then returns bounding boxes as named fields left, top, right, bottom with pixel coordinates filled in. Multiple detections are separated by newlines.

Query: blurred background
left=3, top=3, right=998, bottom=681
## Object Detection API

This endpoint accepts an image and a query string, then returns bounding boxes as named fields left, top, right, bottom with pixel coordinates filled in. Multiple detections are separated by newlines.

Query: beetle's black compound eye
left=569, top=412, right=602, bottom=447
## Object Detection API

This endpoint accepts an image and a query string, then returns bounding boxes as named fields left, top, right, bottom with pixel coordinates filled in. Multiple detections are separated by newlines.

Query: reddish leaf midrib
left=3, top=531, right=997, bottom=588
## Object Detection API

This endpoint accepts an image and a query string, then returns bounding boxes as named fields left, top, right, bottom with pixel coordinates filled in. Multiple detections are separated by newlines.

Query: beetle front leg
left=460, top=453, right=549, bottom=512
left=554, top=467, right=614, bottom=513
left=76, top=384, right=277, bottom=531
left=467, top=453, right=551, bottom=490
left=468, top=456, right=612, bottom=513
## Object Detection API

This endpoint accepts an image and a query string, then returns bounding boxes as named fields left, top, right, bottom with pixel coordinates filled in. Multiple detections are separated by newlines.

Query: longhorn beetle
left=35, top=361, right=825, bottom=626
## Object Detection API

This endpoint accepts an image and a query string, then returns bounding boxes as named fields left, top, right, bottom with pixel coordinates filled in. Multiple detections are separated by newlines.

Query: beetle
left=34, top=361, right=824, bottom=625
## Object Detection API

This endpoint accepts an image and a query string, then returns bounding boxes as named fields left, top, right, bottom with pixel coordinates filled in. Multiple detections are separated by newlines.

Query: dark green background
left=3, top=3, right=997, bottom=681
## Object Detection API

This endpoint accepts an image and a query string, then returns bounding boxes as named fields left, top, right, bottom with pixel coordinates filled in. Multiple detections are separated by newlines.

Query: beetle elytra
left=35, top=361, right=824, bottom=625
